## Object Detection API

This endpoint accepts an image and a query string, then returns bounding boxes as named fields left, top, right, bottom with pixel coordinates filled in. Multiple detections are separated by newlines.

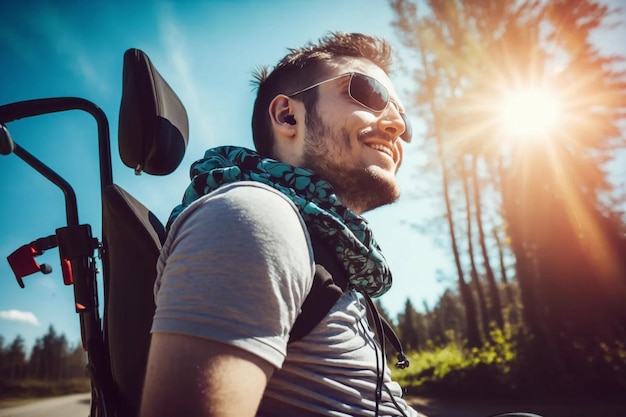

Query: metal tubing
left=0, top=97, right=113, bottom=190
left=13, top=142, right=80, bottom=226
left=1, top=97, right=115, bottom=415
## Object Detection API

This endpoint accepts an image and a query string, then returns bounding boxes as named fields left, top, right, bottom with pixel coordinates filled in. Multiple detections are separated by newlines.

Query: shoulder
left=154, top=182, right=316, bottom=365
left=172, top=181, right=308, bottom=240
left=161, top=181, right=315, bottom=287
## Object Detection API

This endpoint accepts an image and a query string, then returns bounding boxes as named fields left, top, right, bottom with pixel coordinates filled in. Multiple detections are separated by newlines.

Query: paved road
left=408, top=396, right=626, bottom=417
left=2, top=393, right=625, bottom=417
left=0, top=393, right=91, bottom=417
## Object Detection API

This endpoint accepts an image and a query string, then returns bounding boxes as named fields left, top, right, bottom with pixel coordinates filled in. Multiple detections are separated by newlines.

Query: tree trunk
left=461, top=159, right=489, bottom=340
left=492, top=227, right=518, bottom=325
left=471, top=155, right=504, bottom=330
left=427, top=90, right=481, bottom=348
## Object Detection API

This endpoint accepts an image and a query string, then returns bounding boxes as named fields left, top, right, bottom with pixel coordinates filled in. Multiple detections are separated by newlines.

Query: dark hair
left=251, top=32, right=393, bottom=158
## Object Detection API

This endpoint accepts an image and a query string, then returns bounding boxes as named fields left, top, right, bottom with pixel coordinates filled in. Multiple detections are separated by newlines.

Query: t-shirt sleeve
left=151, top=182, right=315, bottom=369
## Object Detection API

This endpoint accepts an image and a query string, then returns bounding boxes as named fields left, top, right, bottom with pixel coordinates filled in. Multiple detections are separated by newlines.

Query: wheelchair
left=1, top=48, right=187, bottom=417
left=1, top=48, right=542, bottom=417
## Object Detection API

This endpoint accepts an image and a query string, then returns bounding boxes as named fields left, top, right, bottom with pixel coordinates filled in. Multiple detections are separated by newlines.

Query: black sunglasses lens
left=349, top=73, right=411, bottom=142
left=349, top=74, right=388, bottom=111
left=400, top=113, right=412, bottom=143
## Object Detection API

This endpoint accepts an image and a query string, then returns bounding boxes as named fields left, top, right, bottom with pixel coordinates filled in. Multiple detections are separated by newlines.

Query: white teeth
left=368, top=143, right=393, bottom=158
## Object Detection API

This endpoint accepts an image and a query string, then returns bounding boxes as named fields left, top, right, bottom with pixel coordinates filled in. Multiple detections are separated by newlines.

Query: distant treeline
left=0, top=325, right=86, bottom=382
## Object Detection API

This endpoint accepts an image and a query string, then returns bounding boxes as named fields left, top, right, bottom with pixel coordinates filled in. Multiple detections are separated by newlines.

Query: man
left=140, top=32, right=419, bottom=417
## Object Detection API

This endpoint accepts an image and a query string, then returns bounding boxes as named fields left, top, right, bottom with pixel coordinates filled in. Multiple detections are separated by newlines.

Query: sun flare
left=498, top=88, right=562, bottom=139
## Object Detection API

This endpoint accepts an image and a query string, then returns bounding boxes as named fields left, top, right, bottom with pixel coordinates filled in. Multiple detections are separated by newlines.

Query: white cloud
left=0, top=310, right=40, bottom=326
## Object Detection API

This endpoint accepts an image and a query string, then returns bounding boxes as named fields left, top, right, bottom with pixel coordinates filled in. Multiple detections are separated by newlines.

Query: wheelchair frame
left=1, top=48, right=188, bottom=417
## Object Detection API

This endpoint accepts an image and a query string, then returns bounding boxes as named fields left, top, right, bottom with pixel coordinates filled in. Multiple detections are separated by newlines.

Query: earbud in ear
left=284, top=114, right=296, bottom=125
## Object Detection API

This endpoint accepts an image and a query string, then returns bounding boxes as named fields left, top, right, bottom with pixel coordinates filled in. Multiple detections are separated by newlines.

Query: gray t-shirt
left=152, top=182, right=419, bottom=417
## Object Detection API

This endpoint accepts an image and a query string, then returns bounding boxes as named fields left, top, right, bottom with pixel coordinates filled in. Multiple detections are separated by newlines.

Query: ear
left=269, top=94, right=298, bottom=139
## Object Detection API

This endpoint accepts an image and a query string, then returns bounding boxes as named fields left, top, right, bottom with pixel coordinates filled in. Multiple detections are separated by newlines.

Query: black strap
left=289, top=234, right=410, bottom=372
left=289, top=234, right=347, bottom=343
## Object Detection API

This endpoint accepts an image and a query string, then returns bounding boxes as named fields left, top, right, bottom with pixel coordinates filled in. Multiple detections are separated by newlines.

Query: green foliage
left=392, top=327, right=522, bottom=398
left=392, top=325, right=626, bottom=400
left=0, top=378, right=90, bottom=400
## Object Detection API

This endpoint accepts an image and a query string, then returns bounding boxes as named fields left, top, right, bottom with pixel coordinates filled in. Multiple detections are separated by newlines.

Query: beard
left=300, top=112, right=400, bottom=214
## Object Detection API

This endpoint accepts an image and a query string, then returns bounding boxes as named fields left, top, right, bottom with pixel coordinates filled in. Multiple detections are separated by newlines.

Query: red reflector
left=61, top=259, right=73, bottom=285
left=7, top=245, right=41, bottom=288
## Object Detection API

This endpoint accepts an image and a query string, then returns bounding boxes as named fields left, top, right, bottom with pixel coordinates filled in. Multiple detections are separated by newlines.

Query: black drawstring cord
left=383, top=384, right=411, bottom=417
left=356, top=287, right=411, bottom=417
left=381, top=316, right=410, bottom=369
left=357, top=288, right=410, bottom=369
left=357, top=288, right=384, bottom=416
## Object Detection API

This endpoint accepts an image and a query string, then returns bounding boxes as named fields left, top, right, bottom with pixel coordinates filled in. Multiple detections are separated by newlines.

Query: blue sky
left=0, top=0, right=452, bottom=352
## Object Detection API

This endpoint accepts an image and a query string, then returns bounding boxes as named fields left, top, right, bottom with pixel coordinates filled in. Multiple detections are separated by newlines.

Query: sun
left=498, top=87, right=562, bottom=140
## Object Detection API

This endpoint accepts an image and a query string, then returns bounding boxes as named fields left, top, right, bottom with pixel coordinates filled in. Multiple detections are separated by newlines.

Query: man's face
left=299, top=58, right=407, bottom=214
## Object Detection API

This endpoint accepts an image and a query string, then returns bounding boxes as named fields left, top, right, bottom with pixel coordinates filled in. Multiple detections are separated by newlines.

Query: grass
left=0, top=378, right=91, bottom=403
left=391, top=326, right=626, bottom=403
left=392, top=328, right=517, bottom=397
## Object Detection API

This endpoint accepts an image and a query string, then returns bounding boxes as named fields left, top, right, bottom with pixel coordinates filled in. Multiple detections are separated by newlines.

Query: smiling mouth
left=366, top=142, right=394, bottom=161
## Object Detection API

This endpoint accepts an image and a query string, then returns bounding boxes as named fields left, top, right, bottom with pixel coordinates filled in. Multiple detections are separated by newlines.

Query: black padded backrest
left=118, top=48, right=189, bottom=175
left=102, top=184, right=164, bottom=417
left=102, top=48, right=189, bottom=416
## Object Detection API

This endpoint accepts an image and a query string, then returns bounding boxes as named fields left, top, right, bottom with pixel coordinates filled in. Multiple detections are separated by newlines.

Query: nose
left=378, top=102, right=407, bottom=142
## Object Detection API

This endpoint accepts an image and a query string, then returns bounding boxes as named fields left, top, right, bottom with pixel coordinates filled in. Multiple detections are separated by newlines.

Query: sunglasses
left=288, top=72, right=412, bottom=143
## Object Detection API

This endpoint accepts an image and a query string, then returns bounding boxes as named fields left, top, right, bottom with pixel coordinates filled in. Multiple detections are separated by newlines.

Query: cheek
left=395, top=143, right=404, bottom=172
left=339, top=126, right=353, bottom=149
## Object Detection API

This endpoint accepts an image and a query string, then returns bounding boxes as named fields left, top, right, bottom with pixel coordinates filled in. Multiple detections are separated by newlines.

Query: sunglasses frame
left=288, top=72, right=412, bottom=142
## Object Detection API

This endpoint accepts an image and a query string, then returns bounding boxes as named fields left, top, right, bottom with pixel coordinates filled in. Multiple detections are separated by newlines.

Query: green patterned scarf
left=167, top=146, right=392, bottom=297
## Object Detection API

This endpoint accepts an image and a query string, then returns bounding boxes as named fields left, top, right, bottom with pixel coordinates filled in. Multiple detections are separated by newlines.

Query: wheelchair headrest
left=118, top=48, right=189, bottom=175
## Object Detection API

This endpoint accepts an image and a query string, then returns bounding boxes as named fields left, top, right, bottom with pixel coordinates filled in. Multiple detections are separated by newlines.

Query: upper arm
left=143, top=183, right=314, bottom=416
left=152, top=183, right=314, bottom=360
left=140, top=332, right=274, bottom=417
